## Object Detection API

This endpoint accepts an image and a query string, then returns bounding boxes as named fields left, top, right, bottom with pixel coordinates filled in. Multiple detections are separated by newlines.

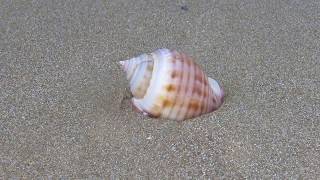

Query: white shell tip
left=208, top=77, right=224, bottom=98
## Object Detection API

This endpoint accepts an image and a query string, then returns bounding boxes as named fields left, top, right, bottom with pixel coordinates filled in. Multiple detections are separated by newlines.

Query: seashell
left=119, top=48, right=224, bottom=121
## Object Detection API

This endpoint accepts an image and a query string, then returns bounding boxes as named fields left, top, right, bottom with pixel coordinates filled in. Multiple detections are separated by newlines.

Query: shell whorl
left=120, top=48, right=224, bottom=121
left=119, top=54, right=154, bottom=98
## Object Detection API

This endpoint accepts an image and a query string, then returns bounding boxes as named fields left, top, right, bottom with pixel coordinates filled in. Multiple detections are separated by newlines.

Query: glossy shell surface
left=120, top=48, right=224, bottom=121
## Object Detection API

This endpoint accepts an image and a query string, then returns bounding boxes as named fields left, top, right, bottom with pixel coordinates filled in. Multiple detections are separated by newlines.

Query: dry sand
left=1, top=0, right=319, bottom=179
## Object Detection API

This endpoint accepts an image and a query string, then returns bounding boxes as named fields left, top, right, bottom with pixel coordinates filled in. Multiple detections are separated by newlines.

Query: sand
left=1, top=0, right=319, bottom=178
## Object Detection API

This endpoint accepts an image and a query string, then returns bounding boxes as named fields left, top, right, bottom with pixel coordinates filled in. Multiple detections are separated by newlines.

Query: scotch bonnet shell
left=119, top=48, right=224, bottom=121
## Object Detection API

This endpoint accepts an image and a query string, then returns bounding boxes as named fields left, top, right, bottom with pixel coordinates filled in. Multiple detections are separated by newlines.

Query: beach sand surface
left=1, top=0, right=319, bottom=178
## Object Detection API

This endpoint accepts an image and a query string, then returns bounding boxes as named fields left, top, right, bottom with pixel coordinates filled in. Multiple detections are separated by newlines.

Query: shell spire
left=120, top=48, right=224, bottom=121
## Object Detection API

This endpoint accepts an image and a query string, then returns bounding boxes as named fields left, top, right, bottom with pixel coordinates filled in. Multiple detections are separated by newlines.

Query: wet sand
left=1, top=0, right=319, bottom=178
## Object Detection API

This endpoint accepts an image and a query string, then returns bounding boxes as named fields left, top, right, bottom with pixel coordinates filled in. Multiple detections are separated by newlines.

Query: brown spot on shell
left=166, top=84, right=176, bottom=92
left=162, top=99, right=173, bottom=108
left=171, top=71, right=178, bottom=78
left=188, top=100, right=200, bottom=111
left=192, top=85, right=202, bottom=96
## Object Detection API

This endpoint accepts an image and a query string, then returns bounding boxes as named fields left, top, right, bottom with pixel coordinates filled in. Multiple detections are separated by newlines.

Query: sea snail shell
left=119, top=48, right=224, bottom=121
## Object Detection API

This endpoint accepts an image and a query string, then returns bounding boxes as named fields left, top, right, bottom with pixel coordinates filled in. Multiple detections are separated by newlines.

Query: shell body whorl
left=120, top=48, right=224, bottom=121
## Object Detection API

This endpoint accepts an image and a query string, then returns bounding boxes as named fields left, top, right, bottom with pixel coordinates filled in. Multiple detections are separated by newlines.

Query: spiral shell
left=120, top=48, right=224, bottom=121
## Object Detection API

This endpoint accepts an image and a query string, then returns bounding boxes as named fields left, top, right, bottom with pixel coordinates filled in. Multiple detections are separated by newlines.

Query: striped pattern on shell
left=119, top=48, right=224, bottom=121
